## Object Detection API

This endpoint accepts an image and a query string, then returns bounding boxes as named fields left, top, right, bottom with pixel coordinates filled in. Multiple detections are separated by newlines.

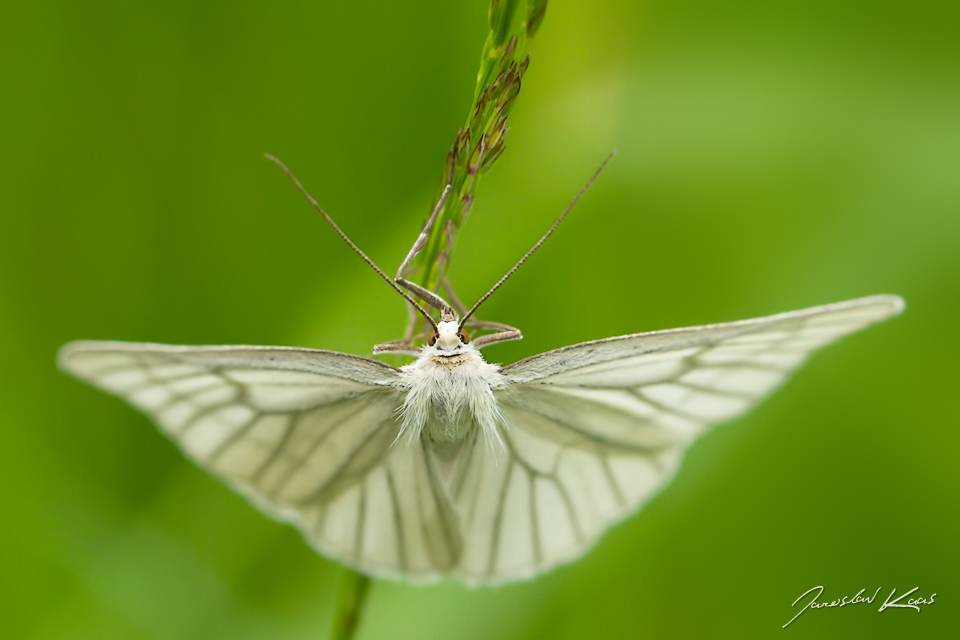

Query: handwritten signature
left=783, top=586, right=937, bottom=628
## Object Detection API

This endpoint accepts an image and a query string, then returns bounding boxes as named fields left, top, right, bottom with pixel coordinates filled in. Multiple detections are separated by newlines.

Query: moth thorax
left=397, top=351, right=507, bottom=449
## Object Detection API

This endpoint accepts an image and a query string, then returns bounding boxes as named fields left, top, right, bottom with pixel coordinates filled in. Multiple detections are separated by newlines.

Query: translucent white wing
left=503, top=295, right=904, bottom=384
left=59, top=295, right=903, bottom=584
left=58, top=342, right=460, bottom=579
left=457, top=295, right=903, bottom=582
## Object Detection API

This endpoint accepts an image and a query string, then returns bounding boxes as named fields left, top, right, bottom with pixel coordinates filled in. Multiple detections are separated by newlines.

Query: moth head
left=430, top=320, right=470, bottom=352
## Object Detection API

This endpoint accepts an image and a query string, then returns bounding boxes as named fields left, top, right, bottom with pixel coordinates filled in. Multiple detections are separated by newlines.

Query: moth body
left=397, top=320, right=507, bottom=447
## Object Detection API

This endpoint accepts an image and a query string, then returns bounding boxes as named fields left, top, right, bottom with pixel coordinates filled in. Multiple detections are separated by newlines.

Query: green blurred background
left=1, top=1, right=957, bottom=638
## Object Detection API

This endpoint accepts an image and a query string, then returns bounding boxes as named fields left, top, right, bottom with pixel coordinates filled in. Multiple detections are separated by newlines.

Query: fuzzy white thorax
left=396, top=321, right=507, bottom=448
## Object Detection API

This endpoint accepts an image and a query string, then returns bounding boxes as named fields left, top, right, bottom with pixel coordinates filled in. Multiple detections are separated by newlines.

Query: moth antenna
left=459, top=147, right=619, bottom=329
left=266, top=153, right=439, bottom=332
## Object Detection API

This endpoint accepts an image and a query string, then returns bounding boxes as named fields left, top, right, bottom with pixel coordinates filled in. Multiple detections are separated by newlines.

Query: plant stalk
left=330, top=568, right=371, bottom=640
left=327, top=3, right=549, bottom=637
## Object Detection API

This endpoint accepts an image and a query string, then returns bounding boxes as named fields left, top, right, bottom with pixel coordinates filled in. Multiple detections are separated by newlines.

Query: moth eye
left=427, top=332, right=438, bottom=346
left=458, top=330, right=470, bottom=344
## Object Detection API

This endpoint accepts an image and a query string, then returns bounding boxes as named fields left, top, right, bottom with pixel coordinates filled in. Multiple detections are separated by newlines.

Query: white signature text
left=783, top=586, right=936, bottom=628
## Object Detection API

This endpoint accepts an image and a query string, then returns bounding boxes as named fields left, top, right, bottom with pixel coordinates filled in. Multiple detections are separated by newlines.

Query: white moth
left=59, top=155, right=904, bottom=584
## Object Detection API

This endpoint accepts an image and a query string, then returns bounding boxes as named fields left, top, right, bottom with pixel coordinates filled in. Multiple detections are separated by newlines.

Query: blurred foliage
left=1, top=1, right=958, bottom=639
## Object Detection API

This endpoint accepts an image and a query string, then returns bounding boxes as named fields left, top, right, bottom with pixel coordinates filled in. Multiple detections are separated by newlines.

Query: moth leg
left=465, top=319, right=519, bottom=332
left=374, top=320, right=434, bottom=354
left=394, top=185, right=455, bottom=315
left=472, top=327, right=523, bottom=348
left=396, top=279, right=453, bottom=316
left=396, top=185, right=451, bottom=283
left=372, top=340, right=422, bottom=356
left=442, top=276, right=523, bottom=347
